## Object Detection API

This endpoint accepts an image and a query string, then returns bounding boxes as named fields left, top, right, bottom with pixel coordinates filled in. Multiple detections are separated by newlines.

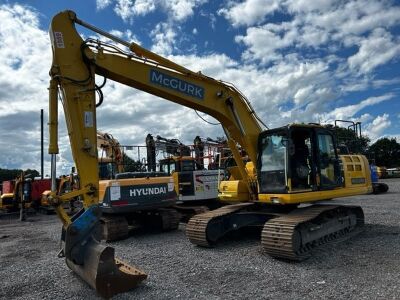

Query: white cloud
left=225, top=0, right=400, bottom=83
left=218, top=0, right=281, bottom=27
left=294, top=86, right=313, bottom=105
left=364, top=114, right=392, bottom=141
left=130, top=0, right=156, bottom=16
left=113, top=0, right=137, bottom=22
left=0, top=4, right=58, bottom=173
left=235, top=22, right=298, bottom=64
left=232, top=1, right=400, bottom=57
left=316, top=94, right=394, bottom=124
left=372, top=77, right=400, bottom=89
left=165, top=0, right=207, bottom=21
left=285, top=0, right=336, bottom=13
left=100, top=0, right=208, bottom=58
left=358, top=113, right=373, bottom=124
left=96, top=0, right=112, bottom=10
left=348, top=28, right=400, bottom=74
left=225, top=0, right=400, bottom=132
left=150, top=22, right=178, bottom=55
left=101, top=0, right=207, bottom=22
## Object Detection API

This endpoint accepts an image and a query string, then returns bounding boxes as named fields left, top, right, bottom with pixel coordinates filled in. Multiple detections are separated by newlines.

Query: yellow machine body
left=219, top=162, right=257, bottom=202
left=0, top=193, right=15, bottom=210
left=47, top=10, right=374, bottom=297
left=41, top=175, right=73, bottom=207
left=220, top=154, right=372, bottom=205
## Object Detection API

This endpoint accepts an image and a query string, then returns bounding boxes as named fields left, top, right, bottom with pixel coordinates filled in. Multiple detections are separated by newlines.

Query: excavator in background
left=48, top=11, right=373, bottom=297
left=146, top=134, right=224, bottom=221
left=148, top=134, right=223, bottom=205
left=95, top=131, right=179, bottom=241
left=1, top=172, right=51, bottom=214
left=97, top=130, right=124, bottom=178
left=41, top=172, right=79, bottom=214
left=1, top=175, right=23, bottom=212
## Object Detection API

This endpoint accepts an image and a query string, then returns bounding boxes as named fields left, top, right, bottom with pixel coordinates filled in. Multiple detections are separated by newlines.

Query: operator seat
left=291, top=137, right=311, bottom=189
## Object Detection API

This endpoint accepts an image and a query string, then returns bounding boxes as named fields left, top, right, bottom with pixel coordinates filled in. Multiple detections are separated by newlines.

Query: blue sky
left=0, top=0, right=399, bottom=174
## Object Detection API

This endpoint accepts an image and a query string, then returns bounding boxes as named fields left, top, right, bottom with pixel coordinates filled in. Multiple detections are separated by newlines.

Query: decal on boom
left=150, top=69, right=204, bottom=100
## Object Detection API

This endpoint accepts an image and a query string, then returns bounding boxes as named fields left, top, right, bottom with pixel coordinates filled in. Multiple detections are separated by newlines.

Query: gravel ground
left=1, top=178, right=400, bottom=300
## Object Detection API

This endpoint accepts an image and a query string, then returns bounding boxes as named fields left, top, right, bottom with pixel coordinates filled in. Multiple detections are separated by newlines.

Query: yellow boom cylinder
left=48, top=79, right=59, bottom=154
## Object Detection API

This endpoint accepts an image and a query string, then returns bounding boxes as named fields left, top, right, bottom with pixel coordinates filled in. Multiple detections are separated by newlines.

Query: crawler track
left=101, top=208, right=180, bottom=241
left=159, top=208, right=181, bottom=231
left=101, top=216, right=129, bottom=241
left=261, top=205, right=364, bottom=260
left=186, top=203, right=255, bottom=247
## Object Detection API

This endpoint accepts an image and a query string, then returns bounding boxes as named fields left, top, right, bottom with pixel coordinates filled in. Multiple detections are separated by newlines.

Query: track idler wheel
left=63, top=205, right=147, bottom=298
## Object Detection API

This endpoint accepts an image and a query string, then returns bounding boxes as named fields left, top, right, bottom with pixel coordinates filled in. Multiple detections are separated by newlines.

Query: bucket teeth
left=66, top=241, right=147, bottom=299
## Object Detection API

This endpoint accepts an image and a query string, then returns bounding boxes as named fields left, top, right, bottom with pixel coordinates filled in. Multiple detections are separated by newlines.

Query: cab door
left=315, top=130, right=341, bottom=190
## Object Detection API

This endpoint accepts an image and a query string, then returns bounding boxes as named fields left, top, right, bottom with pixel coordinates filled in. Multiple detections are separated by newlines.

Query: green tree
left=24, top=169, right=40, bottom=179
left=367, top=138, right=400, bottom=168
left=0, top=168, right=40, bottom=183
left=0, top=168, right=21, bottom=182
left=122, top=153, right=146, bottom=172
left=334, top=126, right=370, bottom=154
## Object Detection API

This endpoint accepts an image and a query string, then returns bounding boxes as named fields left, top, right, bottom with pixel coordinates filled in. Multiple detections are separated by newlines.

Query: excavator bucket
left=66, top=242, right=147, bottom=298
left=63, top=206, right=147, bottom=298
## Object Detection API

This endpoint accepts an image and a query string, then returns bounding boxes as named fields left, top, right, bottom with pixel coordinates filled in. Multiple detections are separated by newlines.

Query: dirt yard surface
left=1, top=178, right=399, bottom=299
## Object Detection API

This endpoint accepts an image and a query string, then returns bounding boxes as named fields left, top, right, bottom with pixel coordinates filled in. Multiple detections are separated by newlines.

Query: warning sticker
left=110, top=185, right=121, bottom=201
left=84, top=111, right=93, bottom=127
left=54, top=32, right=65, bottom=48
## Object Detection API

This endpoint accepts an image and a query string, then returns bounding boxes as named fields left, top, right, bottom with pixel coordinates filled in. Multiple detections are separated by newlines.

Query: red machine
left=0, top=176, right=51, bottom=211
left=2, top=180, right=15, bottom=194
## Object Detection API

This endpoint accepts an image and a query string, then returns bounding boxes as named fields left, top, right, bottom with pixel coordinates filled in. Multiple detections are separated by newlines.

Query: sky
left=0, top=0, right=399, bottom=175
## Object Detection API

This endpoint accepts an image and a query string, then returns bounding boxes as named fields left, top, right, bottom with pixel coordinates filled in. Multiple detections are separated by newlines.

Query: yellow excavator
left=97, top=130, right=124, bottom=177
left=48, top=11, right=373, bottom=298
left=41, top=173, right=77, bottom=214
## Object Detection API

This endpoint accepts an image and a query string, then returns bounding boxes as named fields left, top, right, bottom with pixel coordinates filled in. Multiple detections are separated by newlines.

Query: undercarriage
left=186, top=203, right=364, bottom=260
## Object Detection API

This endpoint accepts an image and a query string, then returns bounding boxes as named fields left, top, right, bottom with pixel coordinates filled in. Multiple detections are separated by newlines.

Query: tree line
left=335, top=127, right=400, bottom=168
left=0, top=168, right=40, bottom=183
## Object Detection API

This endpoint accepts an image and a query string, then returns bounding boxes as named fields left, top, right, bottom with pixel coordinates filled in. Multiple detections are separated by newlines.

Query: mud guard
left=63, top=205, right=147, bottom=298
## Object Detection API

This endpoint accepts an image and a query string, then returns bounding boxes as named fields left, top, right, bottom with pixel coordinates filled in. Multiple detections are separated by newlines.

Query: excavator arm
left=97, top=131, right=124, bottom=174
left=50, top=10, right=264, bottom=202
left=48, top=10, right=264, bottom=297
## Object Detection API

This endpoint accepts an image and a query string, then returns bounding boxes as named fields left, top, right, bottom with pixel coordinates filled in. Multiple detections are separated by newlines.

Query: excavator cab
left=159, top=156, right=196, bottom=174
left=258, top=124, right=342, bottom=196
left=159, top=156, right=197, bottom=197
